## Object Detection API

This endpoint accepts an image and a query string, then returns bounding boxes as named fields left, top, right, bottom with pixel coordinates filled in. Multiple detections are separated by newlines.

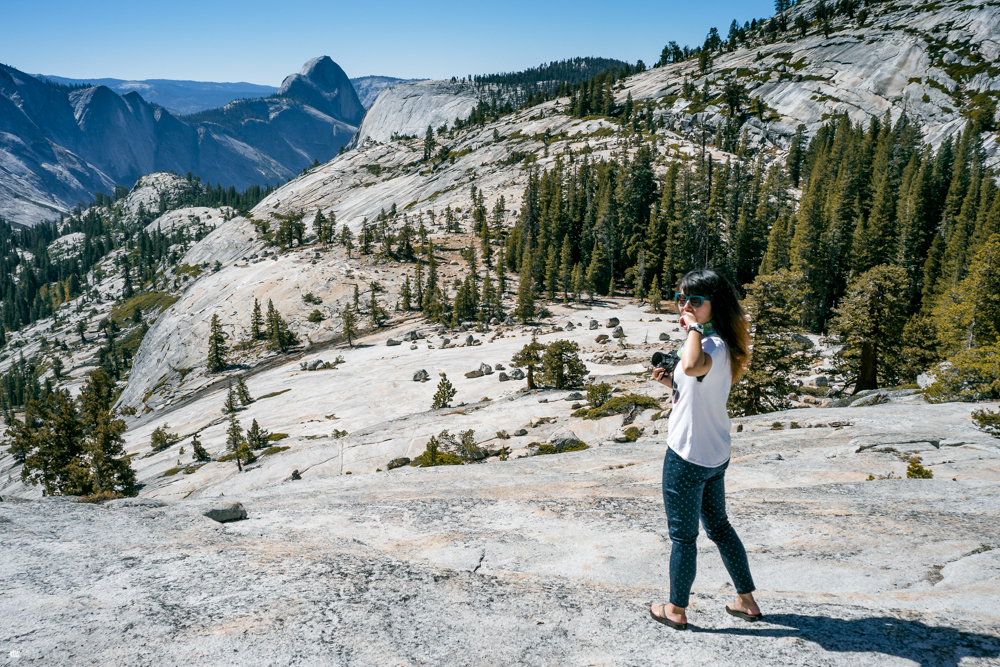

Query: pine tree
left=423, top=125, right=435, bottom=161
left=538, top=340, right=587, bottom=389
left=79, top=369, right=136, bottom=496
left=369, top=281, right=388, bottom=328
left=235, top=374, right=253, bottom=405
left=572, top=263, right=584, bottom=302
left=246, top=419, right=270, bottom=450
left=226, top=412, right=248, bottom=471
left=250, top=299, right=264, bottom=340
left=515, top=271, right=535, bottom=323
left=401, top=274, right=413, bottom=311
left=831, top=264, right=910, bottom=392
left=511, top=340, right=546, bottom=390
left=265, top=300, right=297, bottom=352
left=313, top=210, right=327, bottom=243
left=340, top=225, right=354, bottom=257
left=223, top=382, right=239, bottom=414
left=649, top=275, right=663, bottom=312
left=545, top=245, right=560, bottom=300
left=341, top=304, right=358, bottom=347
left=207, top=314, right=228, bottom=373
left=934, top=233, right=1000, bottom=357
left=191, top=433, right=210, bottom=461
left=431, top=373, right=457, bottom=409
left=559, top=235, right=573, bottom=301
left=729, top=270, right=813, bottom=415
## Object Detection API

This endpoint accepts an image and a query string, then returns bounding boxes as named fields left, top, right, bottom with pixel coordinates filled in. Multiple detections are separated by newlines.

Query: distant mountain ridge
left=33, top=75, right=279, bottom=115
left=37, top=73, right=413, bottom=115
left=0, top=56, right=363, bottom=226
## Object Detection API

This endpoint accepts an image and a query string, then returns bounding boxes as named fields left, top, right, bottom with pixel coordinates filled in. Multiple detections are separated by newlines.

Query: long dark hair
left=678, top=269, right=750, bottom=382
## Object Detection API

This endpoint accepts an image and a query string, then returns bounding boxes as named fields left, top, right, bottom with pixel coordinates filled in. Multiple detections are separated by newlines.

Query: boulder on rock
left=480, top=363, right=493, bottom=375
left=466, top=335, right=475, bottom=346
left=589, top=320, right=599, bottom=330
left=513, top=428, right=528, bottom=437
left=386, top=338, right=401, bottom=346
left=465, top=369, right=485, bottom=378
left=612, top=325, right=624, bottom=338
left=413, top=369, right=430, bottom=382
left=495, top=363, right=505, bottom=370
left=565, top=392, right=584, bottom=401
left=548, top=430, right=585, bottom=451
left=659, top=332, right=669, bottom=341
left=498, top=372, right=510, bottom=382
left=850, top=390, right=889, bottom=407
left=503, top=316, right=515, bottom=326
left=595, top=334, right=610, bottom=343
left=200, top=501, right=247, bottom=524
left=307, top=359, right=325, bottom=371
left=387, top=457, right=410, bottom=470
left=509, top=368, right=525, bottom=380
left=606, top=317, right=620, bottom=328
left=804, top=375, right=828, bottom=387
left=791, top=333, right=814, bottom=349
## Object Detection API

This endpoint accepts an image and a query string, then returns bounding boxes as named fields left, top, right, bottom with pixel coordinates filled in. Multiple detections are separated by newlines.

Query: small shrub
left=498, top=446, right=511, bottom=461
left=496, top=430, right=510, bottom=440
left=576, top=394, right=661, bottom=420
left=331, top=429, right=348, bottom=438
left=971, top=407, right=1000, bottom=438
left=387, top=457, right=411, bottom=470
left=623, top=426, right=642, bottom=442
left=532, top=441, right=589, bottom=456
left=587, top=382, right=614, bottom=408
left=261, top=445, right=291, bottom=456
left=308, top=309, right=324, bottom=323
left=302, top=293, right=323, bottom=305
left=907, top=457, right=933, bottom=479
left=412, top=435, right=462, bottom=467
left=267, top=433, right=289, bottom=441
left=151, top=425, right=181, bottom=452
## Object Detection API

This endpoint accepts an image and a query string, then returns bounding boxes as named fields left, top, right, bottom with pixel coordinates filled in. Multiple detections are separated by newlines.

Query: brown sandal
left=726, top=605, right=764, bottom=622
left=650, top=604, right=689, bottom=630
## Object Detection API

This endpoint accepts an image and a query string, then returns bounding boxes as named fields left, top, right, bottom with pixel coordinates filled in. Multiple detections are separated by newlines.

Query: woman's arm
left=679, top=314, right=713, bottom=377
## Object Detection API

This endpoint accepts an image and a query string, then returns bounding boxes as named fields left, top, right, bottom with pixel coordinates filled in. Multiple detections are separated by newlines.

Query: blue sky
left=5, top=0, right=776, bottom=84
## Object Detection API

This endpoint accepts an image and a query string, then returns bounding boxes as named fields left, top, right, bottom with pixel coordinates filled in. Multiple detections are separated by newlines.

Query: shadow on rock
left=698, top=613, right=1000, bottom=666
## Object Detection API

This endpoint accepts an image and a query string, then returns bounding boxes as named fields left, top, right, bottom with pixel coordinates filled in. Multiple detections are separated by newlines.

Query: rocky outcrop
left=351, top=79, right=480, bottom=147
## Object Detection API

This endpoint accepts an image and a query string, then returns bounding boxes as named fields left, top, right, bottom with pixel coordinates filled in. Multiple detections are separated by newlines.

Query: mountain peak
left=277, top=56, right=364, bottom=125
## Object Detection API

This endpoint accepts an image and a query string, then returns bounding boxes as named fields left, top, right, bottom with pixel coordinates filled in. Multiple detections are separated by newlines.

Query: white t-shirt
left=666, top=333, right=733, bottom=468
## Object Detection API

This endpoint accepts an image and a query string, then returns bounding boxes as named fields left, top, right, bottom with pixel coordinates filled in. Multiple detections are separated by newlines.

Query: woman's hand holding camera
left=652, top=366, right=673, bottom=387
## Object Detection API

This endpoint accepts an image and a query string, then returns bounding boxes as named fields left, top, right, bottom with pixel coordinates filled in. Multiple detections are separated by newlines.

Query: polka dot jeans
left=662, top=447, right=755, bottom=608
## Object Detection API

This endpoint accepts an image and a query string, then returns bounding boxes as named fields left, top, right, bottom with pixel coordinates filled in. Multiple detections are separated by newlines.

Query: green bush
left=587, top=382, right=614, bottom=408
left=412, top=435, right=462, bottom=467
left=307, top=309, right=324, bottom=323
left=925, top=344, right=1000, bottom=403
left=623, top=426, right=642, bottom=442
left=971, top=407, right=1000, bottom=438
left=532, top=441, right=589, bottom=456
left=574, top=394, right=661, bottom=419
left=150, top=425, right=181, bottom=452
left=906, top=457, right=933, bottom=479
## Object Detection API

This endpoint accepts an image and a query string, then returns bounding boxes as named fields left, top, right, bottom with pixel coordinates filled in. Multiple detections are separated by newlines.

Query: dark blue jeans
left=662, top=447, right=755, bottom=608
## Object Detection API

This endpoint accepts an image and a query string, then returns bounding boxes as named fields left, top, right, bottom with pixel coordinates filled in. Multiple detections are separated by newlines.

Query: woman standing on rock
left=649, top=268, right=761, bottom=630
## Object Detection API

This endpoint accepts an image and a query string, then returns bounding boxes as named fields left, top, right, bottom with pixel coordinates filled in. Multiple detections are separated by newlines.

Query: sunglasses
left=674, top=293, right=710, bottom=308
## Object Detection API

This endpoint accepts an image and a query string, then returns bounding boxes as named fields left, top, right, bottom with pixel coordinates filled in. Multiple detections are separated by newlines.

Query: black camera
left=651, top=350, right=680, bottom=374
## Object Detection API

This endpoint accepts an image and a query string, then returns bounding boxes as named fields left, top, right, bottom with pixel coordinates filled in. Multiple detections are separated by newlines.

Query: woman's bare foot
left=650, top=602, right=687, bottom=625
left=728, top=593, right=761, bottom=616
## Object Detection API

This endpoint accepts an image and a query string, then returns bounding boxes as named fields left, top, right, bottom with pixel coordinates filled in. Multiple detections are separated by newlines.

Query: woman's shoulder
left=702, top=333, right=728, bottom=357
